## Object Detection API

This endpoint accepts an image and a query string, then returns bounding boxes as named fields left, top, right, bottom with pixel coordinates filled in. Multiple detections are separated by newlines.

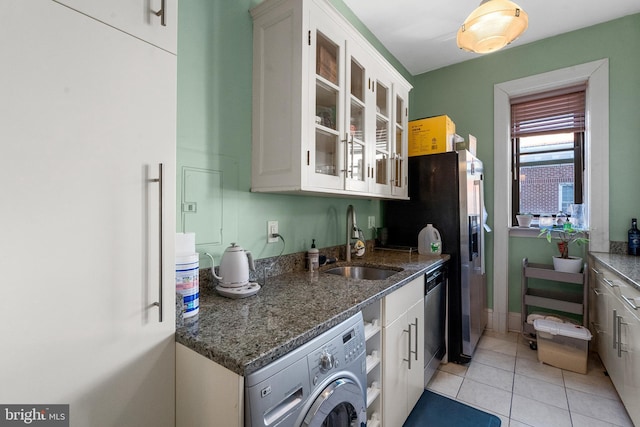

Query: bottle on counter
left=418, top=224, right=442, bottom=255
left=308, top=239, right=320, bottom=271
left=628, top=218, right=640, bottom=256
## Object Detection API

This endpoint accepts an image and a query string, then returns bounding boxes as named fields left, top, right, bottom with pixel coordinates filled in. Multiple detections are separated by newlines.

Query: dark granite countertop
left=175, top=251, right=449, bottom=377
left=589, top=252, right=640, bottom=291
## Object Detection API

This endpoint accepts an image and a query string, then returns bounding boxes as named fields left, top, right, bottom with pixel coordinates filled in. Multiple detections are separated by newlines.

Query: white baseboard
left=485, top=309, right=523, bottom=333
left=508, top=312, right=522, bottom=332
left=485, top=308, right=493, bottom=330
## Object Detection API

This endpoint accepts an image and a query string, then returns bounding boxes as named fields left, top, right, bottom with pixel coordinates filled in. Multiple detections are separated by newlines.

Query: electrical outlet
left=267, top=220, right=279, bottom=243
left=368, top=216, right=376, bottom=229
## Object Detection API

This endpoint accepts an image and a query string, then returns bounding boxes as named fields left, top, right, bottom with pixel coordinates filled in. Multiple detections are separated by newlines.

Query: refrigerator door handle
left=468, top=216, right=479, bottom=262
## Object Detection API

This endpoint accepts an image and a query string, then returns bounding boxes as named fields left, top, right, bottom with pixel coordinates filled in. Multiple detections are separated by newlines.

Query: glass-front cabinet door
left=251, top=0, right=411, bottom=199
left=391, top=88, right=408, bottom=197
left=344, top=44, right=369, bottom=193
left=310, top=26, right=344, bottom=190
left=372, top=74, right=392, bottom=195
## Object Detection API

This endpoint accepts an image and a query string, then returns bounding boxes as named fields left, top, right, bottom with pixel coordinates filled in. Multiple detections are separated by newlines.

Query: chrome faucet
left=346, top=204, right=361, bottom=262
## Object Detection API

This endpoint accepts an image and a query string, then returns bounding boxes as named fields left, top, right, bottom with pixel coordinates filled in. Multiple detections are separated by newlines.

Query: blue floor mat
left=403, top=390, right=501, bottom=427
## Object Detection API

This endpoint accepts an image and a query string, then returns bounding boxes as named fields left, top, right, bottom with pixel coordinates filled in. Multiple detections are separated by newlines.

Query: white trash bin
left=533, top=319, right=592, bottom=374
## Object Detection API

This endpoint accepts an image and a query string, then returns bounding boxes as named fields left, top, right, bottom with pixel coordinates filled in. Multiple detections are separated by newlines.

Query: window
left=511, top=87, right=585, bottom=226
left=493, top=59, right=610, bottom=334
left=558, top=183, right=574, bottom=212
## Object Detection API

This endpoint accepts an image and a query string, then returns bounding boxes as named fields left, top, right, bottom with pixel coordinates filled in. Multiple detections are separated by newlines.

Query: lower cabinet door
left=606, top=290, right=627, bottom=401
left=621, top=301, right=640, bottom=425
left=594, top=274, right=613, bottom=368
left=382, top=296, right=424, bottom=426
left=382, top=314, right=409, bottom=427
left=406, top=299, right=425, bottom=411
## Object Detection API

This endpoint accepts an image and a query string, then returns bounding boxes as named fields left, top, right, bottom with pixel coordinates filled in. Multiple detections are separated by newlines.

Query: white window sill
left=509, top=226, right=589, bottom=238
left=509, top=226, right=542, bottom=237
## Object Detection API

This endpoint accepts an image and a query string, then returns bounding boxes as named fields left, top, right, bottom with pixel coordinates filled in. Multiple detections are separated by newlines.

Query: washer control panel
left=342, top=325, right=364, bottom=364
left=308, top=320, right=365, bottom=386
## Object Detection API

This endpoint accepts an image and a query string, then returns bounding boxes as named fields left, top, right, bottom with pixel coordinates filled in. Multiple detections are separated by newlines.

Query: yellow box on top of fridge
left=408, top=115, right=456, bottom=156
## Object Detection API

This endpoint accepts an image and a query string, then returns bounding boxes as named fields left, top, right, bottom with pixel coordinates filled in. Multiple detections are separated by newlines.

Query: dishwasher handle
left=426, top=268, right=445, bottom=293
left=426, top=270, right=442, bottom=282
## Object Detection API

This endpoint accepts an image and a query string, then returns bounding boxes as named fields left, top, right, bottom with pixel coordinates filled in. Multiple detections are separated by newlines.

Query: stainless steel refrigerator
left=384, top=150, right=487, bottom=364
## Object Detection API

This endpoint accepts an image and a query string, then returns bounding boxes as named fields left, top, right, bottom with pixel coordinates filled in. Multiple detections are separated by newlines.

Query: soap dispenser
left=308, top=239, right=320, bottom=271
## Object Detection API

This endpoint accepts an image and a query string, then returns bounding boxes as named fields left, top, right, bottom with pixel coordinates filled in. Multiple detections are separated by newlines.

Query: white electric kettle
left=208, top=243, right=255, bottom=287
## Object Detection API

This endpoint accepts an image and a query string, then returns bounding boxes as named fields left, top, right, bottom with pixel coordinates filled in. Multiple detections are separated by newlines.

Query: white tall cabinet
left=52, top=0, right=177, bottom=53
left=0, top=1, right=177, bottom=426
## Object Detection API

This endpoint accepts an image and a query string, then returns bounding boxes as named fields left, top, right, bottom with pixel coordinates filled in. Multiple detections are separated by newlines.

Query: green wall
left=176, top=0, right=408, bottom=263
left=176, top=1, right=640, bottom=313
left=411, top=14, right=640, bottom=312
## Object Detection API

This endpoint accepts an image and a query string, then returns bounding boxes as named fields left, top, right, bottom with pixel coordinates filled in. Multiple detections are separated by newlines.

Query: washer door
left=301, top=377, right=365, bottom=427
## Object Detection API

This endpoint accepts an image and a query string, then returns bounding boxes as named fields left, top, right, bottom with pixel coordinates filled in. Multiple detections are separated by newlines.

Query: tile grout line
left=435, top=332, right=629, bottom=427
left=562, top=368, right=575, bottom=427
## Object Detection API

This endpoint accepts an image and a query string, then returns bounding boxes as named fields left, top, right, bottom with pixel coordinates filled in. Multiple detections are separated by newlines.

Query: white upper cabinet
left=53, top=0, right=177, bottom=53
left=250, top=0, right=412, bottom=199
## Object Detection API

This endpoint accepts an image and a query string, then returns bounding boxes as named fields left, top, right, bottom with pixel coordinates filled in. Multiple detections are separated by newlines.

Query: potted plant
left=538, top=223, right=589, bottom=273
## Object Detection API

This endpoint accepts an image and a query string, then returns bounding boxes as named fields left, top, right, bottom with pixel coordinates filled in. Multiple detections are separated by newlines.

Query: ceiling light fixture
left=457, top=0, right=529, bottom=54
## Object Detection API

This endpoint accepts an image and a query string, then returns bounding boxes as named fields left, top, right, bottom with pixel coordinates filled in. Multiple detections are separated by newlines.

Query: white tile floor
left=426, top=331, right=634, bottom=427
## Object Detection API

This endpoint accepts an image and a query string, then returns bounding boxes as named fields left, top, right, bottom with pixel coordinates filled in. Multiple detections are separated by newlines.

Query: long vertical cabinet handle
left=403, top=325, right=412, bottom=369
left=612, top=309, right=617, bottom=349
left=617, top=314, right=628, bottom=358
left=390, top=154, right=396, bottom=186
left=347, top=133, right=353, bottom=178
left=151, top=163, right=164, bottom=322
left=412, top=317, right=419, bottom=361
left=341, top=133, right=349, bottom=176
left=154, top=0, right=167, bottom=26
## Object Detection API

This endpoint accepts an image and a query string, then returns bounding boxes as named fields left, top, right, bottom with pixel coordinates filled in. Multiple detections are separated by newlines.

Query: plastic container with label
left=418, top=224, right=442, bottom=255
left=176, top=233, right=199, bottom=318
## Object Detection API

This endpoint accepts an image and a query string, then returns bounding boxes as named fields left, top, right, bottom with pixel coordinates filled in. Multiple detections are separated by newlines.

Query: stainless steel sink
left=323, top=266, right=401, bottom=280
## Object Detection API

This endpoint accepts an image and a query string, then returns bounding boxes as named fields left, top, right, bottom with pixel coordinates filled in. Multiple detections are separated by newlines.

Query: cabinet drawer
left=383, top=277, right=423, bottom=326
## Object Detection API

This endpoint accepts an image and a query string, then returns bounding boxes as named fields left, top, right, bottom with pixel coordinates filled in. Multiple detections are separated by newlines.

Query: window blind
left=511, top=86, right=586, bottom=138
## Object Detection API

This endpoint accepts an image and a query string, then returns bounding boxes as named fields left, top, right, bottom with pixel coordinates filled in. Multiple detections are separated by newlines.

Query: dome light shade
left=457, top=0, right=528, bottom=54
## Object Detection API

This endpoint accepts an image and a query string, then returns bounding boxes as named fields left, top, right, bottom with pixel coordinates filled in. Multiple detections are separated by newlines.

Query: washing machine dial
left=319, top=351, right=335, bottom=373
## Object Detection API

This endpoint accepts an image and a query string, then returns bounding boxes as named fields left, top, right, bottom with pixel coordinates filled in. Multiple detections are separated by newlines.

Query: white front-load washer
left=245, top=312, right=367, bottom=427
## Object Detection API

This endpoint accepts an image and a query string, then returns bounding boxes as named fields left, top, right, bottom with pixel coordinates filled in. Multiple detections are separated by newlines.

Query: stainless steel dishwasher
left=424, top=263, right=447, bottom=386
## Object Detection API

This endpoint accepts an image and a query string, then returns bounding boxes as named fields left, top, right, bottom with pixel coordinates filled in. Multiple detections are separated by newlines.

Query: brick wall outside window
left=520, top=164, right=574, bottom=214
